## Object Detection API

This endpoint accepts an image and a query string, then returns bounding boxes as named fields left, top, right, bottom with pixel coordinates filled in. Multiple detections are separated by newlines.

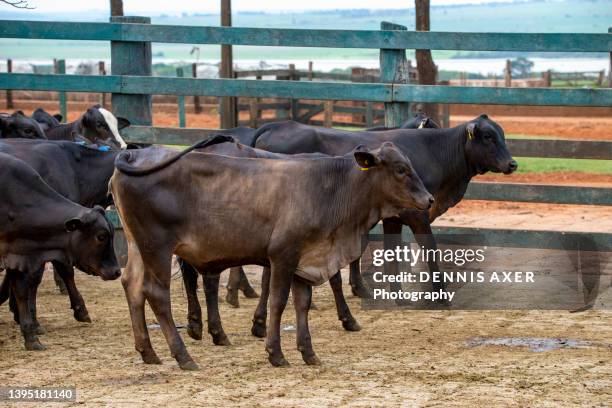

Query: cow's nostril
left=112, top=269, right=121, bottom=279
left=509, top=160, right=518, bottom=171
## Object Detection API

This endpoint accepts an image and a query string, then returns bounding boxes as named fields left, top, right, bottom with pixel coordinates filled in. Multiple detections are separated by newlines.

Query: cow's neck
left=428, top=125, right=476, bottom=220
left=72, top=148, right=118, bottom=207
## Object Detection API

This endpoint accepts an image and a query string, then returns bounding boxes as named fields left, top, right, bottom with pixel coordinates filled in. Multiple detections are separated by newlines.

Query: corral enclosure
left=0, top=15, right=611, bottom=406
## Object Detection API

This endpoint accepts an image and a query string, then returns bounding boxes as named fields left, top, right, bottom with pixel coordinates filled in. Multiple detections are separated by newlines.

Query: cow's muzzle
left=503, top=159, right=518, bottom=174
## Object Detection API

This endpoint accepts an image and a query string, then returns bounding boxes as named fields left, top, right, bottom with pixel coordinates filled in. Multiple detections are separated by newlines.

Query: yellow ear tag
left=467, top=129, right=474, bottom=140
left=360, top=167, right=370, bottom=171
left=418, top=121, right=425, bottom=129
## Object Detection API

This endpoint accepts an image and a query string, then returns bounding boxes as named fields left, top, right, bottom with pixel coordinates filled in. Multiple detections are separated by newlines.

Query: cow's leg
left=292, top=277, right=320, bottom=365
left=383, top=218, right=404, bottom=295
left=0, top=273, right=9, bottom=306
left=27, top=266, right=46, bottom=335
left=404, top=213, right=446, bottom=293
left=144, top=251, right=198, bottom=370
left=266, top=260, right=295, bottom=367
left=238, top=267, right=259, bottom=298
left=53, top=269, right=68, bottom=295
left=349, top=234, right=373, bottom=298
left=202, top=271, right=231, bottom=346
left=8, top=269, right=44, bottom=350
left=179, top=258, right=203, bottom=340
left=122, top=245, right=161, bottom=365
left=52, top=262, right=91, bottom=323
left=251, top=266, right=270, bottom=338
left=329, top=271, right=361, bottom=332
left=225, top=267, right=241, bottom=308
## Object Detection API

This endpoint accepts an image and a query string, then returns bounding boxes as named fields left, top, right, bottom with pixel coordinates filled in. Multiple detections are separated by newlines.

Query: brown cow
left=111, top=137, right=433, bottom=369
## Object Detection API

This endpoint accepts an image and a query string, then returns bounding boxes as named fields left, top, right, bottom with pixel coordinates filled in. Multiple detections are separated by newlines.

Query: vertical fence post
left=504, top=59, right=512, bottom=87
left=98, top=60, right=107, bottom=108
left=608, top=28, right=611, bottom=87
left=289, top=63, right=300, bottom=121
left=6, top=59, right=13, bottom=109
left=308, top=61, right=313, bottom=81
left=323, top=100, right=333, bottom=128
left=192, top=63, right=202, bottom=114
left=220, top=0, right=237, bottom=128
left=110, top=16, right=152, bottom=126
left=176, top=67, right=186, bottom=128
left=56, top=59, right=67, bottom=122
left=379, top=22, right=410, bottom=128
left=249, top=74, right=261, bottom=128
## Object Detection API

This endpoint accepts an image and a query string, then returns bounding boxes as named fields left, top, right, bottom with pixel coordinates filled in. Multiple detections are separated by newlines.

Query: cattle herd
left=0, top=105, right=517, bottom=369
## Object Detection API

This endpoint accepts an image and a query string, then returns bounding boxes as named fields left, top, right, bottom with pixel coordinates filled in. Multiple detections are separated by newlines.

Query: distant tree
left=0, top=0, right=34, bottom=8
left=415, top=0, right=439, bottom=122
left=510, top=57, right=534, bottom=78
left=110, top=0, right=123, bottom=16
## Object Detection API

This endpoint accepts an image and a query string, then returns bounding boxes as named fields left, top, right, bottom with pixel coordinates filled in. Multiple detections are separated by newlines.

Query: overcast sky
left=5, top=0, right=519, bottom=13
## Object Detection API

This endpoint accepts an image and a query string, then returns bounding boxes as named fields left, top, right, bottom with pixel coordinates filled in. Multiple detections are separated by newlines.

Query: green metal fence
left=1, top=18, right=611, bottom=252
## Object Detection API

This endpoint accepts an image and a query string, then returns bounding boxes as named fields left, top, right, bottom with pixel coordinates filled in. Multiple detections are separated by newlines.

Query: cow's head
left=400, top=112, right=440, bottom=130
left=464, top=114, right=517, bottom=175
left=0, top=111, right=47, bottom=140
left=353, top=142, right=434, bottom=214
left=32, top=108, right=62, bottom=132
left=65, top=205, right=121, bottom=281
left=80, top=105, right=130, bottom=150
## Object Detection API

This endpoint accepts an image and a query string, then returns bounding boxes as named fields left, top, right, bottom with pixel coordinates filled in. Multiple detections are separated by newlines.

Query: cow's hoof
left=179, top=359, right=200, bottom=371
left=34, top=324, right=47, bottom=335
left=351, top=284, right=374, bottom=299
left=141, top=351, right=162, bottom=365
left=225, top=290, right=240, bottom=308
left=242, top=287, right=259, bottom=299
left=302, top=354, right=321, bottom=366
left=211, top=332, right=231, bottom=346
left=25, top=339, right=46, bottom=351
left=268, top=355, right=290, bottom=367
left=73, top=306, right=92, bottom=323
left=341, top=317, right=362, bottom=332
left=187, top=323, right=203, bottom=341
left=251, top=322, right=266, bottom=338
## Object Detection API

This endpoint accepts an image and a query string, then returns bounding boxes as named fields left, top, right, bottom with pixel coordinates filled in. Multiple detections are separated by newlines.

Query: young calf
left=0, top=111, right=47, bottom=140
left=111, top=138, right=433, bottom=369
left=0, top=153, right=120, bottom=350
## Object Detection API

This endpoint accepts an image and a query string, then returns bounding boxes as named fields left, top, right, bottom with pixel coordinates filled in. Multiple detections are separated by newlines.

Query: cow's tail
left=114, top=134, right=234, bottom=176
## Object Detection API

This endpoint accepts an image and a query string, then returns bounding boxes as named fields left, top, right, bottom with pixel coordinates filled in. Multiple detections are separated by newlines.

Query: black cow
left=0, top=111, right=47, bottom=140
left=251, top=114, right=516, bottom=310
left=44, top=105, right=130, bottom=150
left=0, top=152, right=120, bottom=350
left=32, top=108, right=62, bottom=132
left=0, top=139, right=119, bottom=324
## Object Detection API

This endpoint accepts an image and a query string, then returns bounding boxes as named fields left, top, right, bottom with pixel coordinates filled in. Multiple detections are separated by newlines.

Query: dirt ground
left=1, top=200, right=611, bottom=407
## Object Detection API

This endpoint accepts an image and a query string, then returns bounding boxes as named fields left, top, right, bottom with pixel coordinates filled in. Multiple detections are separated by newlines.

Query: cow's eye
left=24, top=128, right=32, bottom=134
left=96, top=233, right=108, bottom=243
left=396, top=165, right=406, bottom=175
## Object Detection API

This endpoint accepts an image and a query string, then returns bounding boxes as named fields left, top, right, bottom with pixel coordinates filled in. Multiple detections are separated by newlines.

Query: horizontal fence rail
left=465, top=183, right=612, bottom=206
left=1, top=20, right=611, bottom=52
left=2, top=74, right=612, bottom=106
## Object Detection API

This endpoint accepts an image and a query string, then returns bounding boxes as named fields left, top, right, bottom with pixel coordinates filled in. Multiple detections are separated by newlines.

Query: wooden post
left=6, top=59, right=13, bottom=109
left=98, top=60, right=107, bottom=108
left=308, top=61, right=313, bottom=81
left=111, top=16, right=152, bottom=125
left=380, top=22, right=410, bottom=128
left=504, top=59, right=512, bottom=87
left=177, top=67, right=186, bottom=128
left=365, top=102, right=374, bottom=128
left=542, top=70, right=552, bottom=87
left=192, top=63, right=202, bottom=113
left=323, top=100, right=333, bottom=128
left=608, top=28, right=611, bottom=87
left=289, top=63, right=300, bottom=121
left=275, top=72, right=288, bottom=120
left=220, top=0, right=237, bottom=128
left=56, top=59, right=67, bottom=122
left=249, top=74, right=262, bottom=128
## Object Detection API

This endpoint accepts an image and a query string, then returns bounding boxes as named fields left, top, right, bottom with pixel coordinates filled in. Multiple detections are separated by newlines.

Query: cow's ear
left=53, top=114, right=63, bottom=122
left=65, top=218, right=84, bottom=232
left=117, top=117, right=131, bottom=130
left=354, top=151, right=379, bottom=170
left=466, top=122, right=477, bottom=141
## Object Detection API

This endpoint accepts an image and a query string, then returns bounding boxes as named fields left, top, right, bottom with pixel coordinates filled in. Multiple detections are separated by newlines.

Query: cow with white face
left=41, top=105, right=130, bottom=150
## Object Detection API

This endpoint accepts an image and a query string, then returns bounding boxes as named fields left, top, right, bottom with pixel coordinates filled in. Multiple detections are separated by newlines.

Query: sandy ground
left=1, top=201, right=611, bottom=407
